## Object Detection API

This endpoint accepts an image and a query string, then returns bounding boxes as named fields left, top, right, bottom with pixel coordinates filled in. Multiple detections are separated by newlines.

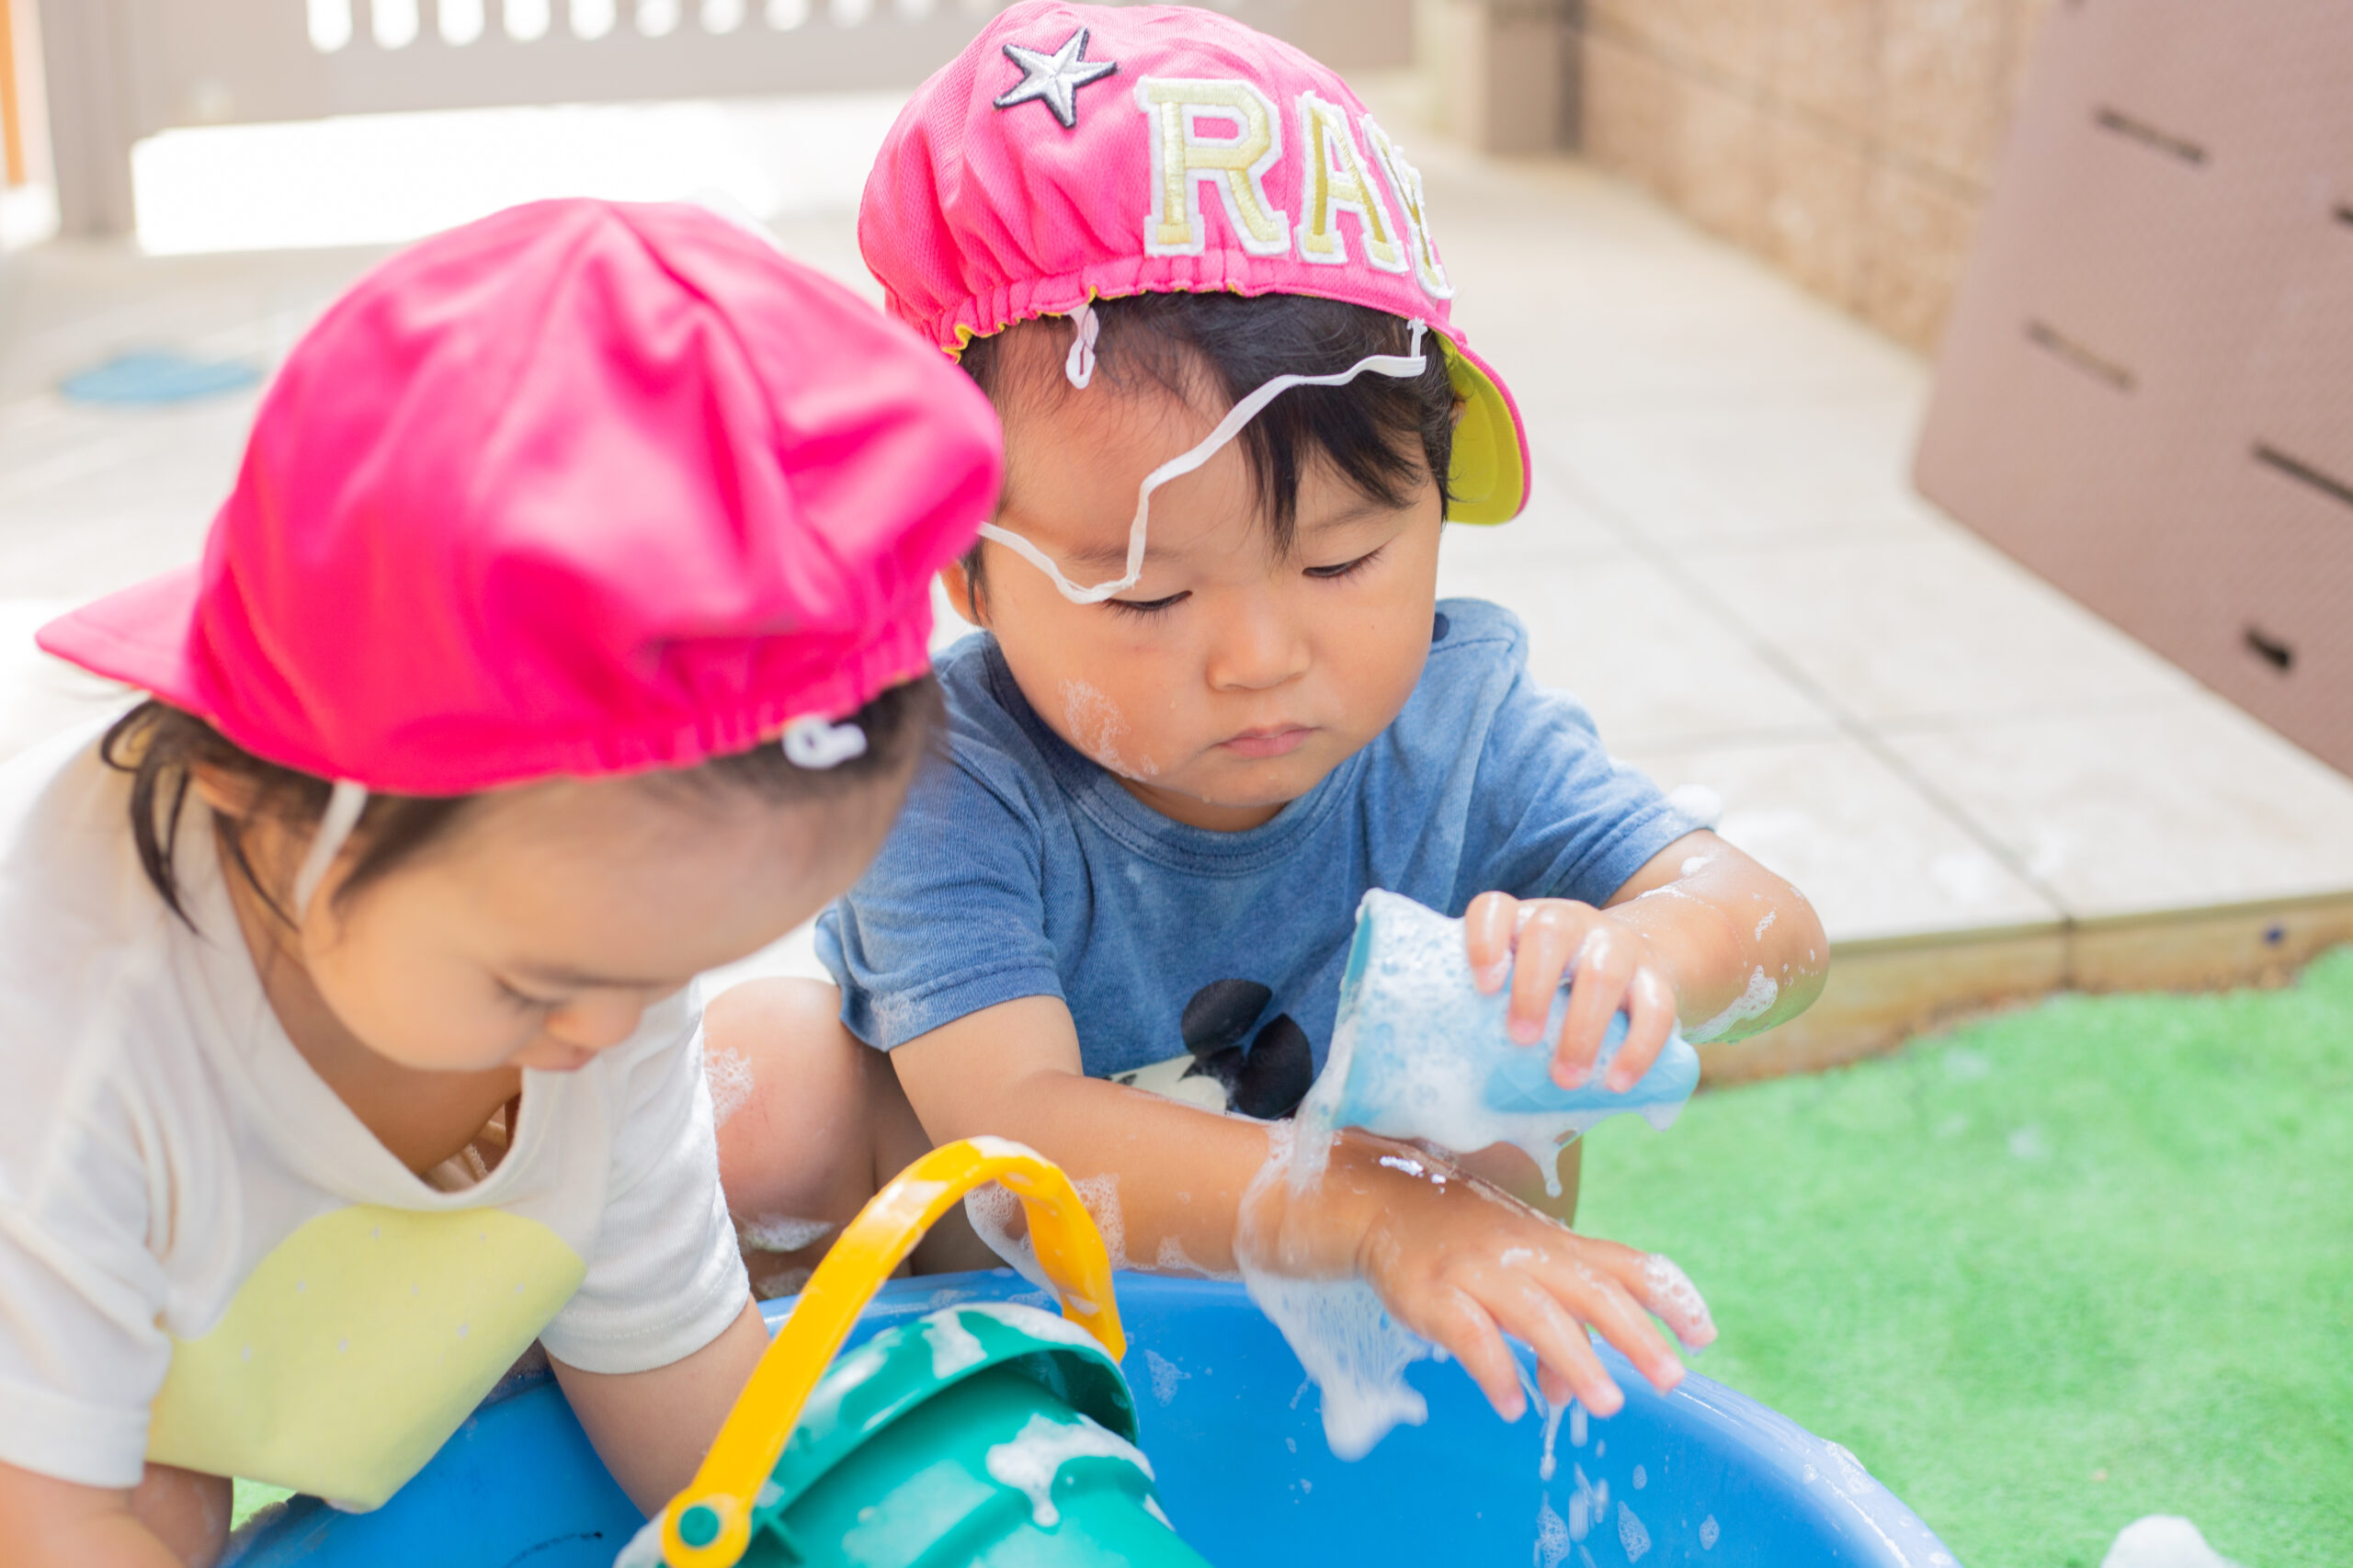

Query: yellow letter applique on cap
left=1295, top=92, right=1406, bottom=274
left=1137, top=78, right=1292, bottom=259
left=1362, top=117, right=1455, bottom=301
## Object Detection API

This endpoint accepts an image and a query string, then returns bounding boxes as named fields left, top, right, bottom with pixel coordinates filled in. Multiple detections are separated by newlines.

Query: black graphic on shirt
left=1170, top=978, right=1314, bottom=1120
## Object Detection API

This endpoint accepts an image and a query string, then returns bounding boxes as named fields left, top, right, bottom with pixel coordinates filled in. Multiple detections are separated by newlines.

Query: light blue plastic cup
left=1310, top=891, right=1701, bottom=1191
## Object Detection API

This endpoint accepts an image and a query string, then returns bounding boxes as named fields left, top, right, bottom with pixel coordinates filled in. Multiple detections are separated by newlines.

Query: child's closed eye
left=494, top=978, right=563, bottom=1012
left=1304, top=545, right=1387, bottom=582
left=1106, top=591, right=1190, bottom=619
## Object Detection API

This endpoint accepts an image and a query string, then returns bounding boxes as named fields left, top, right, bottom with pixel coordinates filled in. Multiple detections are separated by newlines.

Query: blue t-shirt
left=816, top=598, right=1699, bottom=1120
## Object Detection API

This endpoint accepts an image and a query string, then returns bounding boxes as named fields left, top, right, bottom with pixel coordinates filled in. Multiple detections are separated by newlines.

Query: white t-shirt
left=0, top=717, right=748, bottom=1509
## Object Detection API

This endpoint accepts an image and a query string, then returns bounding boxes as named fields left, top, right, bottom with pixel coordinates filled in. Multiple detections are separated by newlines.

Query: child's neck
left=1110, top=773, right=1287, bottom=834
left=215, top=827, right=521, bottom=1179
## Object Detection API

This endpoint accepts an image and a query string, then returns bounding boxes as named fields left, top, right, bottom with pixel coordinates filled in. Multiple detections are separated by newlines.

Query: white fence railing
left=39, top=0, right=1413, bottom=234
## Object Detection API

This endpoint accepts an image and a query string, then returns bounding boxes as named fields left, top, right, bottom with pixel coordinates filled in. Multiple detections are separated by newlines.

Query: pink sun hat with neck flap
left=859, top=0, right=1532, bottom=583
left=38, top=199, right=1004, bottom=808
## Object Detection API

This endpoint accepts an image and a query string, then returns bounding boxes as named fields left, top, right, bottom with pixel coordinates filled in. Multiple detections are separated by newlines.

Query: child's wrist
left=1237, top=1128, right=1392, bottom=1278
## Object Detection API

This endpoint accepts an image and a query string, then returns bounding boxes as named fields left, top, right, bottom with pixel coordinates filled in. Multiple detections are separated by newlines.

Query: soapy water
left=612, top=1517, right=665, bottom=1568
left=1689, top=965, right=1778, bottom=1043
left=964, top=1182, right=1051, bottom=1291
left=1299, top=891, right=1699, bottom=1199
left=704, top=1045, right=756, bottom=1128
left=738, top=1213, right=836, bottom=1254
left=1618, top=1500, right=1652, bottom=1561
left=1238, top=1267, right=1433, bottom=1461
left=983, top=1411, right=1155, bottom=1528
left=1639, top=1255, right=1716, bottom=1349
left=1538, top=1395, right=1565, bottom=1482
left=1154, top=1233, right=1240, bottom=1282
left=1533, top=1497, right=1573, bottom=1568
left=1229, top=901, right=1714, bottom=1471
left=1073, top=1173, right=1126, bottom=1272
left=924, top=1310, right=989, bottom=1381
left=966, top=1172, right=1129, bottom=1291
left=1143, top=1348, right=1190, bottom=1405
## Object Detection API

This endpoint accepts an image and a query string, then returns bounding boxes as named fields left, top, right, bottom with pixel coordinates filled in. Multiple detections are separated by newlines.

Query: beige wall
left=1569, top=0, right=2057, bottom=353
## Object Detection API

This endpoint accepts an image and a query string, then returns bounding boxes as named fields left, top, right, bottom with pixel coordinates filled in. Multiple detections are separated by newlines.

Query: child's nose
left=543, top=992, right=647, bottom=1054
left=1204, top=601, right=1311, bottom=692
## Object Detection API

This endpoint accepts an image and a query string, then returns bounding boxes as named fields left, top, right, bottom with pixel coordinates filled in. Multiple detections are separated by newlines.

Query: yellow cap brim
left=1439, top=337, right=1530, bottom=526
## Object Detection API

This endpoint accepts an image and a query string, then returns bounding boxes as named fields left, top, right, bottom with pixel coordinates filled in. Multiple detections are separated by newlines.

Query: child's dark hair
left=956, top=293, right=1457, bottom=580
left=102, top=678, right=941, bottom=927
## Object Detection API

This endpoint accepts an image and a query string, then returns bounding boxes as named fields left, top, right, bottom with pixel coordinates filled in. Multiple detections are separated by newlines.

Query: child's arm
left=550, top=1297, right=769, bottom=1515
left=1465, top=829, right=1827, bottom=1091
left=891, top=998, right=1712, bottom=1422
left=0, top=1461, right=227, bottom=1568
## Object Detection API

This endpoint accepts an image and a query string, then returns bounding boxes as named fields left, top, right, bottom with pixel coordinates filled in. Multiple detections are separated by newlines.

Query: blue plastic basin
left=222, top=1272, right=1959, bottom=1567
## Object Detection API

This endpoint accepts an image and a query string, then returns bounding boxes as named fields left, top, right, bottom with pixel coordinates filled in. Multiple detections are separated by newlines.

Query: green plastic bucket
left=737, top=1301, right=1210, bottom=1568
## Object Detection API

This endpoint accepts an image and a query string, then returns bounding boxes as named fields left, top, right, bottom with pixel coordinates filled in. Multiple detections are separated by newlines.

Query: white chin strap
left=978, top=318, right=1433, bottom=607
left=290, top=778, right=369, bottom=919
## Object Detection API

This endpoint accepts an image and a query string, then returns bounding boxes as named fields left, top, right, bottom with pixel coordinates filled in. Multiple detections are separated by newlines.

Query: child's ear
left=939, top=560, right=991, bottom=630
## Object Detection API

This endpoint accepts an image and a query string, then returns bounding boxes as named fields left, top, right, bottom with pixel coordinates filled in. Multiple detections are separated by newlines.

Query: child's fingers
left=1539, top=1245, right=1688, bottom=1393
left=1463, top=892, right=1518, bottom=994
left=1602, top=967, right=1678, bottom=1092
left=1552, top=926, right=1633, bottom=1086
left=1623, top=1250, right=1717, bottom=1350
left=1507, top=904, right=1586, bottom=1047
left=1414, top=1286, right=1528, bottom=1421
left=1480, top=1274, right=1625, bottom=1417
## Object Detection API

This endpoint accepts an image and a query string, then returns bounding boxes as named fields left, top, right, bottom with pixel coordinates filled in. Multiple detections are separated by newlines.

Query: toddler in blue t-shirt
left=709, top=4, right=1827, bottom=1423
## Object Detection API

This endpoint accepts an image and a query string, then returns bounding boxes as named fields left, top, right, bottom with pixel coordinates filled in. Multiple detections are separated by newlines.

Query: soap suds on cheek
left=1060, top=679, right=1157, bottom=780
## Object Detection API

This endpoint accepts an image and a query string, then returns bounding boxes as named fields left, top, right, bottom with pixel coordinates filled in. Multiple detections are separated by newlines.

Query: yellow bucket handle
left=659, top=1136, right=1126, bottom=1568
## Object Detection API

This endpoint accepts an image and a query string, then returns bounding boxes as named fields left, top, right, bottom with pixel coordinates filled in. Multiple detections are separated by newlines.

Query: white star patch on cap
left=994, top=26, right=1120, bottom=131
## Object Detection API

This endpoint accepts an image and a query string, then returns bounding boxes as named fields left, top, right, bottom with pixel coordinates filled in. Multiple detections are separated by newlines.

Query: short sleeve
left=817, top=745, right=1067, bottom=1050
left=0, top=1078, right=173, bottom=1488
left=539, top=991, right=746, bottom=1375
left=1452, top=662, right=1703, bottom=911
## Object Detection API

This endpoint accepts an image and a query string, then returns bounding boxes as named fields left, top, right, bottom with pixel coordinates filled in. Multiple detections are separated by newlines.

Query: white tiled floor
left=5, top=100, right=2349, bottom=1063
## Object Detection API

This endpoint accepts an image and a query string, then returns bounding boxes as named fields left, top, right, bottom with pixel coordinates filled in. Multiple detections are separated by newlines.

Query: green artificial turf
left=1580, top=949, right=2353, bottom=1568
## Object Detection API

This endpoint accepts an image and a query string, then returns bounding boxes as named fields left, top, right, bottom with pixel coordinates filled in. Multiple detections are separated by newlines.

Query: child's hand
left=1464, top=892, right=1678, bottom=1093
left=1250, top=1133, right=1714, bottom=1422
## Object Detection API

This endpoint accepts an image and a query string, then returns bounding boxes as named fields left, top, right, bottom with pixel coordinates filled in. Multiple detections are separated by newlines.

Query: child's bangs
left=962, top=293, right=1459, bottom=554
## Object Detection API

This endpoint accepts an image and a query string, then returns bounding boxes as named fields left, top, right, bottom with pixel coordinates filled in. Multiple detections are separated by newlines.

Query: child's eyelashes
left=1107, top=592, right=1190, bottom=619
left=494, top=978, right=563, bottom=1012
left=1304, top=545, right=1387, bottom=582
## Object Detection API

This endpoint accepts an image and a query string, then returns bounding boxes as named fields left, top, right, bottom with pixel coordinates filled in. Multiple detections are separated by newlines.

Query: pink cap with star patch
left=859, top=0, right=1530, bottom=527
